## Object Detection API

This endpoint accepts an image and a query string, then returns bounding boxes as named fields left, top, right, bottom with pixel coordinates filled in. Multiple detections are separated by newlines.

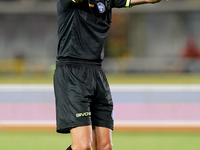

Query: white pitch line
left=0, top=84, right=200, bottom=92
left=0, top=120, right=56, bottom=126
left=0, top=84, right=53, bottom=92
left=110, top=84, right=200, bottom=92
left=1, top=120, right=200, bottom=127
left=114, top=120, right=200, bottom=127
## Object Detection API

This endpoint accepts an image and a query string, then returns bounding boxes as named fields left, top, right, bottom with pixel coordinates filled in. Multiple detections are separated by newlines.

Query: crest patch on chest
left=97, top=2, right=106, bottom=13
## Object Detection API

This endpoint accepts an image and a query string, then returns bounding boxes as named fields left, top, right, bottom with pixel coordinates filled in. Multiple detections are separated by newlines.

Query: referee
left=54, top=0, right=164, bottom=150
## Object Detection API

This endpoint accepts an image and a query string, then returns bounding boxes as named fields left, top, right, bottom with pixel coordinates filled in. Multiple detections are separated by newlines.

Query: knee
left=101, top=142, right=113, bottom=150
left=72, top=143, right=91, bottom=150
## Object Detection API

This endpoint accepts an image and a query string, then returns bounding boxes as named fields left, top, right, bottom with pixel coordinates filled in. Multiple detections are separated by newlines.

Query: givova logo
left=76, top=112, right=91, bottom=117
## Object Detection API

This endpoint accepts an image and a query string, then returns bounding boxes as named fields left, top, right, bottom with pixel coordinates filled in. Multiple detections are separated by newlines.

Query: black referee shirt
left=57, top=0, right=131, bottom=62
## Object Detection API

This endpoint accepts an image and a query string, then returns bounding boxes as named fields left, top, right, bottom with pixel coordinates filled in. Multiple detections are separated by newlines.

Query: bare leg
left=92, top=126, right=113, bottom=150
left=70, top=125, right=93, bottom=150
left=92, top=126, right=98, bottom=150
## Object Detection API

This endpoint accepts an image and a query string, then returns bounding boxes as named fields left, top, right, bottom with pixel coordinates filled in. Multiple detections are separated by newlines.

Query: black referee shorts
left=53, top=59, right=113, bottom=134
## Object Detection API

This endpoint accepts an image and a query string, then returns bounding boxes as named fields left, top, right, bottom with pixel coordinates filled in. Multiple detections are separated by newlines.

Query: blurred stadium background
left=1, top=0, right=200, bottom=150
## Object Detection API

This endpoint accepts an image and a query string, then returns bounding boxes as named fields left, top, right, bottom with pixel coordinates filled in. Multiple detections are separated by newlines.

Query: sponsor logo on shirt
left=97, top=2, right=106, bottom=13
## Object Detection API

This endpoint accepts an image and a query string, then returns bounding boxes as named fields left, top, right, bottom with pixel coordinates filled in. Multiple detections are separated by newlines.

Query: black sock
left=66, top=145, right=72, bottom=150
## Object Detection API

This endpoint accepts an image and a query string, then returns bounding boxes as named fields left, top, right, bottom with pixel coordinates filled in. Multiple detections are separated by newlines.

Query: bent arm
left=130, top=0, right=163, bottom=6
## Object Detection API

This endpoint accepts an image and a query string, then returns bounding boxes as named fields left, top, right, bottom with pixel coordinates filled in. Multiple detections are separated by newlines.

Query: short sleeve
left=112, top=0, right=131, bottom=8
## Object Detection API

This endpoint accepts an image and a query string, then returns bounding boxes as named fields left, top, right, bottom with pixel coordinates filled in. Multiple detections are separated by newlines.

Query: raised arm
left=130, top=0, right=163, bottom=6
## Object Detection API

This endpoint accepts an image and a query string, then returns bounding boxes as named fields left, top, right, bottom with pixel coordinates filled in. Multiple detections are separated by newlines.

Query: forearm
left=130, top=0, right=162, bottom=6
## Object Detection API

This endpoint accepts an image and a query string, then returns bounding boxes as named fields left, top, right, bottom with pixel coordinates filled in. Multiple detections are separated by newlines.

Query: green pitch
left=0, top=131, right=200, bottom=150
left=0, top=73, right=200, bottom=83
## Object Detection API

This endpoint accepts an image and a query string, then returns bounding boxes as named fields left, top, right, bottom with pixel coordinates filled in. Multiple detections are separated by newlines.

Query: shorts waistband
left=56, top=58, right=102, bottom=66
